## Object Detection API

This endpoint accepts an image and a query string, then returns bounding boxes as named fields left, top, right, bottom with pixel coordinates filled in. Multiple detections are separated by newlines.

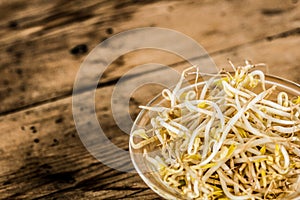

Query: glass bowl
left=129, top=74, right=300, bottom=200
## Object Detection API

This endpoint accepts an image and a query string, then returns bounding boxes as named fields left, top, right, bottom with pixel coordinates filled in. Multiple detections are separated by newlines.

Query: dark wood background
left=0, top=0, right=299, bottom=199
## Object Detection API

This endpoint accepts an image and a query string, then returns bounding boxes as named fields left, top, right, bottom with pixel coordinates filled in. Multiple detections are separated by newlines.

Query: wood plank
left=0, top=34, right=299, bottom=199
left=214, top=33, right=300, bottom=83
left=0, top=85, right=160, bottom=199
left=0, top=0, right=299, bottom=114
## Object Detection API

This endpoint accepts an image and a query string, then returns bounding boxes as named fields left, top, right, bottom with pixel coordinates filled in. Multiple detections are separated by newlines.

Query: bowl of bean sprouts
left=129, top=61, right=300, bottom=200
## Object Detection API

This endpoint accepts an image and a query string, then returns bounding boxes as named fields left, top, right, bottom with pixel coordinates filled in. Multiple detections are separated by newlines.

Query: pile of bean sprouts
left=130, top=61, right=300, bottom=200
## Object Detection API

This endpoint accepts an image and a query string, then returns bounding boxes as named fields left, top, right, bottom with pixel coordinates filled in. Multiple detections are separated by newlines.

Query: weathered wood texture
left=0, top=0, right=299, bottom=114
left=0, top=0, right=299, bottom=199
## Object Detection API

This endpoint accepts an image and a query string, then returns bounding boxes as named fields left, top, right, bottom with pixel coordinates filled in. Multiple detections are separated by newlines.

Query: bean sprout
left=130, top=61, right=300, bottom=199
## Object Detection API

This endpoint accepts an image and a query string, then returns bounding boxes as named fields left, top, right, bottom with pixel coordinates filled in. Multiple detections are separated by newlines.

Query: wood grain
left=0, top=0, right=299, bottom=199
left=0, top=0, right=299, bottom=114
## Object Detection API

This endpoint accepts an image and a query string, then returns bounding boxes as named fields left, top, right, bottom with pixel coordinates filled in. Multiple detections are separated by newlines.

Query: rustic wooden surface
left=0, top=0, right=299, bottom=199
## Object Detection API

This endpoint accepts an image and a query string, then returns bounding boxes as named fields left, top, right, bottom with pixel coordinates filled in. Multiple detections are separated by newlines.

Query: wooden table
left=0, top=0, right=299, bottom=199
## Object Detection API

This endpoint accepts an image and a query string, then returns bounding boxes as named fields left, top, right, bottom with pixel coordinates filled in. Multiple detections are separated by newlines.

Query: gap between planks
left=0, top=27, right=299, bottom=118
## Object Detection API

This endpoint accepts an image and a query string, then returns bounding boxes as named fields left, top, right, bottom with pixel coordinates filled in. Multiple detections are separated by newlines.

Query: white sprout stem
left=188, top=118, right=209, bottom=154
left=217, top=169, right=252, bottom=200
left=292, top=146, right=300, bottom=157
left=278, top=92, right=289, bottom=107
left=201, top=115, right=215, bottom=160
left=171, top=66, right=195, bottom=107
left=199, top=76, right=218, bottom=100
left=271, top=125, right=300, bottom=133
left=179, top=101, right=213, bottom=116
left=228, top=59, right=237, bottom=71
left=168, top=120, right=189, bottom=133
left=176, top=81, right=204, bottom=99
left=249, top=70, right=266, bottom=90
left=199, top=82, right=209, bottom=100
left=260, top=99, right=292, bottom=112
left=256, top=104, right=291, bottom=118
left=280, top=145, right=290, bottom=169
left=185, top=90, right=196, bottom=101
left=194, top=66, right=199, bottom=95
left=250, top=106, right=295, bottom=125
left=139, top=105, right=169, bottom=112
left=162, top=88, right=173, bottom=102
left=130, top=129, right=158, bottom=149
left=248, top=112, right=266, bottom=130
left=197, top=100, right=225, bottom=128
left=158, top=118, right=184, bottom=137
left=222, top=80, right=251, bottom=99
